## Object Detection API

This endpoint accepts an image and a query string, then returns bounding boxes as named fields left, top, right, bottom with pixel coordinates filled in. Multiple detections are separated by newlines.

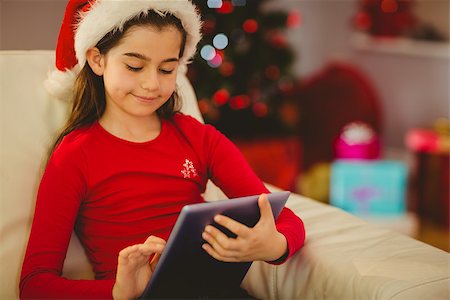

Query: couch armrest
left=242, top=186, right=450, bottom=300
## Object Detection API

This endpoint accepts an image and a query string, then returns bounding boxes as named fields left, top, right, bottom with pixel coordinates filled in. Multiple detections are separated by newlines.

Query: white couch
left=1, top=50, right=449, bottom=300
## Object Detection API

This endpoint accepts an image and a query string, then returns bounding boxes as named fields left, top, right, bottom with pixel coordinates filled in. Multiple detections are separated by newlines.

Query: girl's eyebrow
left=123, top=52, right=179, bottom=63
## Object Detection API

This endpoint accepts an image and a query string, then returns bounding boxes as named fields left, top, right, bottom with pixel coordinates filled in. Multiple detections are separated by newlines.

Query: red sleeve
left=202, top=124, right=305, bottom=263
left=19, top=143, right=114, bottom=299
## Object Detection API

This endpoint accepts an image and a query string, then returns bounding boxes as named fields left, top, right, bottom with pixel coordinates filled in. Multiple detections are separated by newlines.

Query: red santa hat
left=45, top=0, right=202, bottom=101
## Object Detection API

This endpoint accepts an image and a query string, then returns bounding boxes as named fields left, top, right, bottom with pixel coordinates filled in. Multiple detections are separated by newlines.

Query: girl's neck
left=98, top=112, right=162, bottom=143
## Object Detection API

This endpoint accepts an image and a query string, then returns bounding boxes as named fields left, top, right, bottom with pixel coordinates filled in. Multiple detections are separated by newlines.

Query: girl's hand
left=112, top=236, right=166, bottom=300
left=201, top=193, right=287, bottom=262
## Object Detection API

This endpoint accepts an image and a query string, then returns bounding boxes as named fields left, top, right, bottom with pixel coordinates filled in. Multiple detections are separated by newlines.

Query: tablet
left=140, top=191, right=290, bottom=299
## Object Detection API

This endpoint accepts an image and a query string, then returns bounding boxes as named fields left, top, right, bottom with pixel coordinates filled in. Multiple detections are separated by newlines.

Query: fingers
left=258, top=193, right=274, bottom=222
left=142, top=235, right=166, bottom=253
left=144, top=235, right=166, bottom=246
left=202, top=242, right=240, bottom=262
left=201, top=194, right=280, bottom=262
left=202, top=225, right=237, bottom=250
left=149, top=252, right=162, bottom=272
left=118, top=245, right=150, bottom=269
left=119, top=236, right=166, bottom=265
left=114, top=236, right=167, bottom=300
left=202, top=222, right=252, bottom=262
left=213, top=214, right=249, bottom=238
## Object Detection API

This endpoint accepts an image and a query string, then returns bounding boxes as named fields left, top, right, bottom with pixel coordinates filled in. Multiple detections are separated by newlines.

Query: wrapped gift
left=330, top=160, right=407, bottom=216
left=405, top=118, right=450, bottom=228
left=334, top=122, right=381, bottom=159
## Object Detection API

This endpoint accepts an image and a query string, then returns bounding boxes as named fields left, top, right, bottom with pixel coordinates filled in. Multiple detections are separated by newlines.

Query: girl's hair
left=49, top=11, right=187, bottom=155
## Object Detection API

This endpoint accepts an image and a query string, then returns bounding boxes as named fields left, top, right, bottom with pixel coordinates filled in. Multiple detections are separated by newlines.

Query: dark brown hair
left=49, top=11, right=187, bottom=155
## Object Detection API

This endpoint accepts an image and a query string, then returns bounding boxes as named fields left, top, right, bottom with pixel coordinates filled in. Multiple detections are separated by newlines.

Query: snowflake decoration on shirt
left=181, top=159, right=198, bottom=179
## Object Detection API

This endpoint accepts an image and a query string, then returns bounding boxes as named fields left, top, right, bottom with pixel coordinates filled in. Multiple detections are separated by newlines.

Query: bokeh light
left=287, top=10, right=302, bottom=28
left=213, top=33, right=229, bottom=49
left=217, top=1, right=234, bottom=14
left=229, top=95, right=251, bottom=110
left=200, top=45, right=216, bottom=61
left=207, top=53, right=223, bottom=68
left=243, top=19, right=258, bottom=33
left=212, top=88, right=230, bottom=106
left=252, top=102, right=268, bottom=117
left=207, top=0, right=222, bottom=9
left=219, top=61, right=235, bottom=76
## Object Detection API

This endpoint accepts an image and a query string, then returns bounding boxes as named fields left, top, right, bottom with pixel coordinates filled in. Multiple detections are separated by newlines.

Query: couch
left=1, top=50, right=449, bottom=300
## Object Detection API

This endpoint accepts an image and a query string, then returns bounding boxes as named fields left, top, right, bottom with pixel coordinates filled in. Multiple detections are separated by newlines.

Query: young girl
left=20, top=0, right=305, bottom=299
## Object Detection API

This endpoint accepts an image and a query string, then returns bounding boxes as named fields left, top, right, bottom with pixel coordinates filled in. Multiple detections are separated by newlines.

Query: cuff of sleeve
left=266, top=245, right=289, bottom=265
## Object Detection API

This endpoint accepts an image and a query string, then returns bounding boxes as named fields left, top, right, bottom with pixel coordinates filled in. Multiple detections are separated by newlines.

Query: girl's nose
left=141, top=69, right=159, bottom=91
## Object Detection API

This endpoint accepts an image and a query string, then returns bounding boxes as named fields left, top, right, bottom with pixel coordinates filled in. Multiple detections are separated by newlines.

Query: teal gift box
left=330, top=160, right=407, bottom=216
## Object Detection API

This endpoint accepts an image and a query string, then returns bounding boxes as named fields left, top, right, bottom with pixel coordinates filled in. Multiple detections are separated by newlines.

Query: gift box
left=334, top=122, right=381, bottom=160
left=405, top=120, right=450, bottom=228
left=330, top=160, right=407, bottom=216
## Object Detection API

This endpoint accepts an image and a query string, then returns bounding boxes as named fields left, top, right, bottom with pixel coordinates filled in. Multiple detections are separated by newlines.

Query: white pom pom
left=44, top=65, right=80, bottom=102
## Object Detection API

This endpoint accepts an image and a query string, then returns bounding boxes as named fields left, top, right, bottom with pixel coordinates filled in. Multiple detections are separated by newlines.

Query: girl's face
left=97, top=25, right=182, bottom=122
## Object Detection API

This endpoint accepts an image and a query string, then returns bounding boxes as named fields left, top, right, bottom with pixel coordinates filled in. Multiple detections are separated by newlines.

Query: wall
left=265, top=0, right=449, bottom=149
left=350, top=42, right=449, bottom=148
left=0, top=0, right=66, bottom=50
left=264, top=0, right=357, bottom=77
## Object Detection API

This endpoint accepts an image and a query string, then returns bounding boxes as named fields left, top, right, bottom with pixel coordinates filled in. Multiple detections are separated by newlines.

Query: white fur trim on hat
left=75, top=0, right=202, bottom=68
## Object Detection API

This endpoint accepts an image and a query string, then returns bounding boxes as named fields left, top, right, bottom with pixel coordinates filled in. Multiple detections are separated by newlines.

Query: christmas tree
left=188, top=0, right=301, bottom=140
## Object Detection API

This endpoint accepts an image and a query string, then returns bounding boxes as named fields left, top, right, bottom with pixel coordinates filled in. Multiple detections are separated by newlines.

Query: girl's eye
left=126, top=65, right=142, bottom=72
left=160, top=69, right=174, bottom=75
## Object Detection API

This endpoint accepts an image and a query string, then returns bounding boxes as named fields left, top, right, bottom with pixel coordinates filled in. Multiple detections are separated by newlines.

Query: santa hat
left=45, top=0, right=202, bottom=101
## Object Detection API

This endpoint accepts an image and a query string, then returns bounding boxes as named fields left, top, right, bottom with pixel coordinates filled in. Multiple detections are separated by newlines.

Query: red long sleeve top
left=20, top=113, right=305, bottom=299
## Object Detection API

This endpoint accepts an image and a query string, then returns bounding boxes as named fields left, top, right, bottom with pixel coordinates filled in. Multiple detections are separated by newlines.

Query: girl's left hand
left=201, top=193, right=287, bottom=262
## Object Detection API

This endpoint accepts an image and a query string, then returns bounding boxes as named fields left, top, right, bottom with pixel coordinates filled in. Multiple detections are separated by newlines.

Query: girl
left=20, top=0, right=305, bottom=299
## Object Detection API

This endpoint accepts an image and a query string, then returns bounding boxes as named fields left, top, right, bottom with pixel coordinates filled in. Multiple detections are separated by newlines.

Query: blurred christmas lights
left=212, top=88, right=230, bottom=106
left=189, top=0, right=299, bottom=134
left=252, top=102, right=269, bottom=117
left=198, top=98, right=210, bottom=114
left=219, top=61, right=235, bottom=76
left=213, top=33, right=229, bottom=49
left=217, top=1, right=233, bottom=14
left=207, top=53, right=223, bottom=68
left=229, top=95, right=251, bottom=110
left=207, top=0, right=222, bottom=9
left=200, top=45, right=216, bottom=61
left=243, top=19, right=258, bottom=33
left=287, top=10, right=302, bottom=28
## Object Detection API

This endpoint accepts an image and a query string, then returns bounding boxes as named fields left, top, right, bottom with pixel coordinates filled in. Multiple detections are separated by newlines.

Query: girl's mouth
left=133, top=94, right=158, bottom=103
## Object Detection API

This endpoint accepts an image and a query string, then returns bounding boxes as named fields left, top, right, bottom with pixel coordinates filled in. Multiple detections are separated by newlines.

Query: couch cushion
left=1, top=50, right=69, bottom=299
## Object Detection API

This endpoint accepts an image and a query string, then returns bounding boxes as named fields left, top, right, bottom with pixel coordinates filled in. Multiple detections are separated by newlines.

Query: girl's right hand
left=112, top=236, right=166, bottom=300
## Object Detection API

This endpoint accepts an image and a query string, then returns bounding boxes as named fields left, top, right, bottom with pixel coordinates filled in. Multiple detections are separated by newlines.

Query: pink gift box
left=334, top=122, right=381, bottom=159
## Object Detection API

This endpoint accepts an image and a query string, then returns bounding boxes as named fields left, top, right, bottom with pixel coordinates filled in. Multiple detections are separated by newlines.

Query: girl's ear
left=86, top=47, right=105, bottom=76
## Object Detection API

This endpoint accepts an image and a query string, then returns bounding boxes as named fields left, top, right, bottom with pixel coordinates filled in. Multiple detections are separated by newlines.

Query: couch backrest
left=0, top=50, right=223, bottom=299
